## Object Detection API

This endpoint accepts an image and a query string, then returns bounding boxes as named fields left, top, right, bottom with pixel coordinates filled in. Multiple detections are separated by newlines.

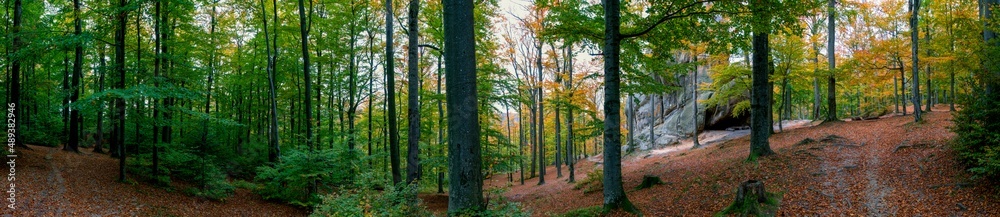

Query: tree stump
left=718, top=180, right=780, bottom=216
left=635, top=175, right=663, bottom=190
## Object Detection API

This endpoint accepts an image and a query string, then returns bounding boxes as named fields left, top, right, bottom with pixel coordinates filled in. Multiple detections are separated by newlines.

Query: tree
left=262, top=0, right=282, bottom=163
left=297, top=0, right=313, bottom=150
left=8, top=0, right=24, bottom=149
left=826, top=0, right=838, bottom=121
left=115, top=0, right=128, bottom=182
left=750, top=0, right=776, bottom=159
left=565, top=44, right=576, bottom=183
left=67, top=0, right=83, bottom=153
left=94, top=46, right=107, bottom=154
left=444, top=0, right=484, bottom=213
left=910, top=0, right=923, bottom=122
left=406, top=0, right=422, bottom=186
left=386, top=0, right=403, bottom=185
left=600, top=0, right=639, bottom=213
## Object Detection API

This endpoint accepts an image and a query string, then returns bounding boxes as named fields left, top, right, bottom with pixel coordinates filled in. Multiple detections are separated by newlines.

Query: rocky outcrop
left=624, top=54, right=748, bottom=153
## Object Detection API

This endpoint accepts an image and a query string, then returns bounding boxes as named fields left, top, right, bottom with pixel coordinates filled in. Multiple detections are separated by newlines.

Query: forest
left=1, top=0, right=999, bottom=215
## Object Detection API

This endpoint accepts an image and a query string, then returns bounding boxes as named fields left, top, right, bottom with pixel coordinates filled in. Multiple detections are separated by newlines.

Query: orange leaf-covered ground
left=485, top=105, right=1000, bottom=216
left=1, top=144, right=307, bottom=216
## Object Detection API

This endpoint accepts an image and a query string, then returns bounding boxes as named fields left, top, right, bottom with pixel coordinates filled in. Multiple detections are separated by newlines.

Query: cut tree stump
left=718, top=180, right=780, bottom=217
left=635, top=175, right=663, bottom=190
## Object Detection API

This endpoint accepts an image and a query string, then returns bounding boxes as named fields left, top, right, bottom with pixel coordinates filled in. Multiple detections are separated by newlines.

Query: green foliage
left=255, top=148, right=356, bottom=207
left=451, top=187, right=531, bottom=217
left=232, top=179, right=261, bottom=191
left=573, top=169, right=604, bottom=194
left=952, top=85, right=1000, bottom=180
left=952, top=27, right=1000, bottom=181
left=705, top=64, right=752, bottom=118
left=311, top=172, right=430, bottom=217
left=555, top=205, right=602, bottom=217
left=21, top=110, right=62, bottom=147
left=128, top=142, right=235, bottom=200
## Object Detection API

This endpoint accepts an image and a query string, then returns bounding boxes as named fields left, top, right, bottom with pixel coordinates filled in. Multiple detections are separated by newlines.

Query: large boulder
left=623, top=54, right=747, bottom=153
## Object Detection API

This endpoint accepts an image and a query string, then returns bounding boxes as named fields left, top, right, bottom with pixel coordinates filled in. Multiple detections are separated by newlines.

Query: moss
left=555, top=205, right=602, bottom=217
left=716, top=191, right=783, bottom=217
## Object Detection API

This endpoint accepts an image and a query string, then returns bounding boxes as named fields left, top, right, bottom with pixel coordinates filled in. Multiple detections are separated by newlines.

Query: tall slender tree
left=115, top=0, right=128, bottom=182
left=406, top=0, right=422, bottom=186
left=386, top=0, right=403, bottom=184
left=910, top=0, right=923, bottom=122
left=260, top=0, right=281, bottom=162
left=826, top=0, right=838, bottom=121
left=67, top=0, right=83, bottom=152
left=9, top=0, right=24, bottom=149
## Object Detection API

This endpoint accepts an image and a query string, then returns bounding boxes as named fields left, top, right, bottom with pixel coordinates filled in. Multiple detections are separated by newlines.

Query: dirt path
left=42, top=147, right=69, bottom=216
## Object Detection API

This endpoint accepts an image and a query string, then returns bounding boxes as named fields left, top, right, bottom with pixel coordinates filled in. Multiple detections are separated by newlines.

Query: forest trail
left=2, top=145, right=308, bottom=217
left=486, top=105, right=1000, bottom=216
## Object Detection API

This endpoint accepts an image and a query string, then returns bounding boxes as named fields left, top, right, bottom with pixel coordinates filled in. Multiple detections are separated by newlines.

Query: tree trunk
left=9, top=0, right=24, bottom=149
left=443, top=0, right=484, bottom=212
left=386, top=0, right=402, bottom=184
left=910, top=0, right=923, bottom=122
left=750, top=4, right=775, bottom=158
left=62, top=56, right=70, bottom=148
left=812, top=22, right=822, bottom=120
left=406, top=0, right=422, bottom=186
left=925, top=24, right=933, bottom=112
left=115, top=0, right=128, bottom=182
left=900, top=67, right=908, bottom=115
left=566, top=44, right=575, bottom=183
left=94, top=45, right=106, bottom=154
left=536, top=42, right=546, bottom=185
left=436, top=47, right=446, bottom=192
left=259, top=0, right=281, bottom=163
left=348, top=6, right=359, bottom=151
left=693, top=53, right=701, bottom=148
left=601, top=0, right=638, bottom=213
left=826, top=0, right=838, bottom=121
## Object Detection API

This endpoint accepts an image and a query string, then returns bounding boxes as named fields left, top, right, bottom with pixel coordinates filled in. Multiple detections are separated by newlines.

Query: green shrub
left=311, top=172, right=430, bottom=217
left=952, top=88, right=1000, bottom=180
left=127, top=142, right=234, bottom=200
left=232, top=179, right=260, bottom=191
left=573, top=169, right=603, bottom=194
left=256, top=148, right=356, bottom=207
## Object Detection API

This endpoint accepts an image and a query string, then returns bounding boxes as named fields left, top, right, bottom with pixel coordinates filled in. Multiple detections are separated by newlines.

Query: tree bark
left=565, top=44, right=575, bottom=183
left=536, top=42, right=545, bottom=185
left=406, top=0, right=421, bottom=186
left=68, top=0, right=83, bottom=152
left=443, top=0, right=484, bottom=212
left=8, top=0, right=23, bottom=149
left=826, top=0, right=838, bottom=121
left=115, top=0, right=128, bottom=182
left=601, top=0, right=638, bottom=213
left=260, top=0, right=281, bottom=163
left=94, top=45, right=106, bottom=154
left=750, top=2, right=775, bottom=158
left=386, top=0, right=402, bottom=185
left=910, top=0, right=923, bottom=122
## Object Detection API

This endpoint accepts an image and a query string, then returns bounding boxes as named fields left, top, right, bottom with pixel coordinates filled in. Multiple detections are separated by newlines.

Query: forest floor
left=1, top=144, right=308, bottom=217
left=479, top=105, right=1000, bottom=216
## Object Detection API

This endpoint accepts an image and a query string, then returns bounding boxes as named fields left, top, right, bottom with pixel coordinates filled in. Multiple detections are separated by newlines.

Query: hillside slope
left=492, top=106, right=1000, bottom=216
left=2, top=144, right=307, bottom=216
